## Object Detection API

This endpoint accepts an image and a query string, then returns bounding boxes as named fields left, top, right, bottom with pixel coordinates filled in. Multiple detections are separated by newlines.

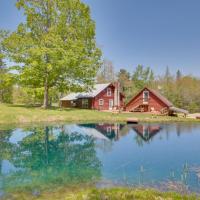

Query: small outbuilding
left=125, top=87, right=188, bottom=116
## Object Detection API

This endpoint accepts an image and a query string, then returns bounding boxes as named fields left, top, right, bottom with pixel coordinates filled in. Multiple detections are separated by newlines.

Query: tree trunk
left=43, top=78, right=49, bottom=109
left=45, top=126, right=49, bottom=165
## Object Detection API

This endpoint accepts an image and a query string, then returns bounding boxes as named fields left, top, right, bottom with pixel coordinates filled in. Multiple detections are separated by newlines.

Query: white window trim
left=71, top=100, right=76, bottom=107
left=107, top=88, right=112, bottom=96
left=99, top=99, right=104, bottom=106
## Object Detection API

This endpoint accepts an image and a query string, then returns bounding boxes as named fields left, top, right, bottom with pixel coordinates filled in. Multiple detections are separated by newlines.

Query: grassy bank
left=0, top=103, right=199, bottom=127
left=3, top=188, right=199, bottom=200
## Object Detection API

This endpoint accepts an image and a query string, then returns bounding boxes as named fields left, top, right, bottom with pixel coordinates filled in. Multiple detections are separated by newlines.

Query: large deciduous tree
left=0, top=30, right=14, bottom=103
left=3, top=0, right=101, bottom=108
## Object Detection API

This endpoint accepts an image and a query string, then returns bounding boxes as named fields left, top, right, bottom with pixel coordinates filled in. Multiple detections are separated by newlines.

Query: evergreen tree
left=132, top=65, right=155, bottom=93
left=176, top=69, right=182, bottom=81
left=117, top=68, right=132, bottom=101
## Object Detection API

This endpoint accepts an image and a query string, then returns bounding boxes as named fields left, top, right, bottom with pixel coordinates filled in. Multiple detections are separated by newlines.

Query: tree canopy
left=116, top=65, right=200, bottom=112
left=132, top=65, right=155, bottom=92
left=3, top=0, right=101, bottom=108
left=0, top=30, right=14, bottom=103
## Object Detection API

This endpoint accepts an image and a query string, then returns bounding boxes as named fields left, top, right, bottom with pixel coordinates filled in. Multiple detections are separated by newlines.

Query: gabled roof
left=147, top=88, right=173, bottom=107
left=60, top=83, right=111, bottom=101
left=126, top=87, right=173, bottom=107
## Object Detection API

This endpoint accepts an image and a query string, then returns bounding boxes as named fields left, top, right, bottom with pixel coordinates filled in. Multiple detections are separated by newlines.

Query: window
left=71, top=100, right=76, bottom=107
left=143, top=126, right=150, bottom=139
left=82, top=99, right=89, bottom=108
left=109, top=99, right=113, bottom=110
left=99, top=99, right=104, bottom=106
left=107, top=88, right=112, bottom=96
left=107, top=126, right=112, bottom=133
left=143, top=91, right=149, bottom=103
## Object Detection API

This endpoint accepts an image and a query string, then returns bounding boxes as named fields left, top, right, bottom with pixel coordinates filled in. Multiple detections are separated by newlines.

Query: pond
left=0, top=122, right=200, bottom=196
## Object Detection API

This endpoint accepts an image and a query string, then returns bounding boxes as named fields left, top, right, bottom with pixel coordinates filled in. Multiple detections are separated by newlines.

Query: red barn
left=125, top=87, right=174, bottom=114
left=60, top=83, right=124, bottom=110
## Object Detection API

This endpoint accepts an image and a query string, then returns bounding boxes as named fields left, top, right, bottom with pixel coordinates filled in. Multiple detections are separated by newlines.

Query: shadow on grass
left=6, top=104, right=76, bottom=111
left=7, top=104, right=40, bottom=109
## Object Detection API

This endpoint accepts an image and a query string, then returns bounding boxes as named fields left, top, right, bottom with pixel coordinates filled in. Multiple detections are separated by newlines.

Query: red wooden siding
left=61, top=100, right=72, bottom=107
left=126, top=88, right=170, bottom=113
left=61, top=84, right=124, bottom=110
left=93, top=85, right=115, bottom=110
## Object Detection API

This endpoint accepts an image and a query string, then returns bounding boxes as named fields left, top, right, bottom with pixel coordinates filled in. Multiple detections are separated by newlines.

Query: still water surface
left=0, top=123, right=200, bottom=195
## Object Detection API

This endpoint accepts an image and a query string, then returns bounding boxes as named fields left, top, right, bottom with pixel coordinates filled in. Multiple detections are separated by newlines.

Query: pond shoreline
left=1, top=119, right=200, bottom=130
left=2, top=188, right=200, bottom=200
left=0, top=103, right=200, bottom=129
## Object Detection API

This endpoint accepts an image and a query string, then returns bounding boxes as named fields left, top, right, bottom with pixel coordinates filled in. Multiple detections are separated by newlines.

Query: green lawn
left=4, top=188, right=199, bottom=200
left=0, top=103, right=199, bottom=127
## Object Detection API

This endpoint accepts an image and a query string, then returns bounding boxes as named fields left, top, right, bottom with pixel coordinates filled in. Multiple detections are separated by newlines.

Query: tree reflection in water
left=0, top=130, right=14, bottom=195
left=1, top=123, right=200, bottom=194
left=1, top=126, right=102, bottom=192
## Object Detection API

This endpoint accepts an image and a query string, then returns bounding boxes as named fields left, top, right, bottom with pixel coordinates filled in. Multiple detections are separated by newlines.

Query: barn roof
left=126, top=87, right=173, bottom=107
left=60, top=93, right=78, bottom=101
left=147, top=88, right=173, bottom=107
left=60, top=83, right=111, bottom=101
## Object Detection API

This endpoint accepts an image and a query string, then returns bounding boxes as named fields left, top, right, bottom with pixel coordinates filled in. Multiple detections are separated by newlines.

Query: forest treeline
left=97, top=60, right=200, bottom=113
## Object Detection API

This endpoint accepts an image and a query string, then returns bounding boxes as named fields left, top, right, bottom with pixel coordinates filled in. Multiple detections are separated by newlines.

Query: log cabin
left=60, top=83, right=124, bottom=110
left=125, top=87, right=188, bottom=115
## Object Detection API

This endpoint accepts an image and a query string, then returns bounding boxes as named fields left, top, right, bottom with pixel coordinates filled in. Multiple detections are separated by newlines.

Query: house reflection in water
left=132, top=124, right=162, bottom=141
left=78, top=123, right=162, bottom=142
left=79, top=123, right=126, bottom=141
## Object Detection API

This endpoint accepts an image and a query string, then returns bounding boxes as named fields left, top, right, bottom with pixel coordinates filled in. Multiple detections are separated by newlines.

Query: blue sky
left=1, top=0, right=200, bottom=76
